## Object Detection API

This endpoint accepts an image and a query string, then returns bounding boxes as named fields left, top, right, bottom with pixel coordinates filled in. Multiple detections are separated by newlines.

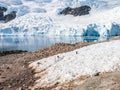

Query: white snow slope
left=29, top=40, right=120, bottom=88
left=0, top=0, right=120, bottom=36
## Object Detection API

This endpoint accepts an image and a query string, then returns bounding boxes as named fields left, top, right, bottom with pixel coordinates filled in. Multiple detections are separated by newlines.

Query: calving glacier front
left=0, top=0, right=120, bottom=36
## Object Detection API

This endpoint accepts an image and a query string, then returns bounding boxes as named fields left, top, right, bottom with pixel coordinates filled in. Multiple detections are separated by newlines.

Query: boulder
left=0, top=6, right=7, bottom=12
left=60, top=7, right=72, bottom=15
left=60, top=5, right=91, bottom=16
left=0, top=6, right=7, bottom=20
left=4, top=11, right=16, bottom=23
left=0, top=6, right=17, bottom=23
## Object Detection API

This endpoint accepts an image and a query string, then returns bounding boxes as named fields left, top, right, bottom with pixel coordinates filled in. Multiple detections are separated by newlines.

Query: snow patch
left=29, top=40, right=120, bottom=88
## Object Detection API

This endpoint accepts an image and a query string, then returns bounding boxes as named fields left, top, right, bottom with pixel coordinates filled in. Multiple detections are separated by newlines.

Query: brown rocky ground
left=0, top=36, right=120, bottom=90
left=72, top=71, right=120, bottom=90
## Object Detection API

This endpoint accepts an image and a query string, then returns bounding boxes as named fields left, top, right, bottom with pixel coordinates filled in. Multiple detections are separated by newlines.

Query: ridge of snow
left=29, top=40, right=120, bottom=88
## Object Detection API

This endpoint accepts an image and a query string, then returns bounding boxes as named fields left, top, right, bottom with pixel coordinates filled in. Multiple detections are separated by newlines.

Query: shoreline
left=0, top=36, right=120, bottom=90
left=0, top=50, right=27, bottom=56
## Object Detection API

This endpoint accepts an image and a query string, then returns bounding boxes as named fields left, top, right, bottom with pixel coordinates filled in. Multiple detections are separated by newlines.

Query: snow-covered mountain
left=0, top=0, right=120, bottom=37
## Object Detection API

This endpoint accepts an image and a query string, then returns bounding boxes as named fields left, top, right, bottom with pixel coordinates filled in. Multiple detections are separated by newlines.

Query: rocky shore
left=0, top=50, right=27, bottom=56
left=0, top=36, right=120, bottom=90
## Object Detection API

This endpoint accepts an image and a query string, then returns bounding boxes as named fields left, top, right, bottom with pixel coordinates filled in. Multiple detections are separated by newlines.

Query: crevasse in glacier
left=0, top=0, right=120, bottom=37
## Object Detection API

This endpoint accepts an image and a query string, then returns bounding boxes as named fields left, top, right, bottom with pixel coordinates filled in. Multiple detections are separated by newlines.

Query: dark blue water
left=0, top=35, right=111, bottom=52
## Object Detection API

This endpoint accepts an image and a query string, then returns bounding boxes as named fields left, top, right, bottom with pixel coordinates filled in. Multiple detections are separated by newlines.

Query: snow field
left=29, top=40, right=120, bottom=88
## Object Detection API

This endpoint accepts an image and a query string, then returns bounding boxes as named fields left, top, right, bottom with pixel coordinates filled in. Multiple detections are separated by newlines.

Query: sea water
left=0, top=35, right=111, bottom=52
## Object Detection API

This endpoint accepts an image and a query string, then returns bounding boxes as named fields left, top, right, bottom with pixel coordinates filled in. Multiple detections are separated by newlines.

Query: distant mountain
left=0, top=0, right=120, bottom=37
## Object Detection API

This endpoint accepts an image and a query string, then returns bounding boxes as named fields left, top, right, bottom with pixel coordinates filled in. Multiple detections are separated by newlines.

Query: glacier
left=0, top=0, right=120, bottom=37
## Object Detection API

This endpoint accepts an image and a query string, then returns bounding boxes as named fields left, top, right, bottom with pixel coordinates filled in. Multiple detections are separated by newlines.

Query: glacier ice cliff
left=0, top=0, right=120, bottom=37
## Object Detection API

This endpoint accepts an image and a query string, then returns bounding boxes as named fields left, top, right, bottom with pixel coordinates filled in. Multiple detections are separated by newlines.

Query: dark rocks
left=0, top=7, right=7, bottom=12
left=0, top=6, right=7, bottom=20
left=4, top=11, right=17, bottom=23
left=94, top=72, right=100, bottom=76
left=0, top=6, right=17, bottom=23
left=0, top=50, right=27, bottom=56
left=60, top=5, right=91, bottom=16
left=60, top=7, right=72, bottom=15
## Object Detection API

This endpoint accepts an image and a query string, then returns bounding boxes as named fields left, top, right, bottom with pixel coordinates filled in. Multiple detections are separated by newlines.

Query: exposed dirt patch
left=0, top=53, right=35, bottom=90
left=72, top=71, right=120, bottom=90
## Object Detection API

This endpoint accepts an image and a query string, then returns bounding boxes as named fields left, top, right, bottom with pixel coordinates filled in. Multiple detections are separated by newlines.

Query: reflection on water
left=0, top=35, right=111, bottom=52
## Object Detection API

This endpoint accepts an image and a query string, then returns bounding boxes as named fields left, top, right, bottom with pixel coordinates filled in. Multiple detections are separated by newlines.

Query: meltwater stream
left=0, top=35, right=111, bottom=52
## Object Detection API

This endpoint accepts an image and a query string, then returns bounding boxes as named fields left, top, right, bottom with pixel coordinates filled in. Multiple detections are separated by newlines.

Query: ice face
left=0, top=0, right=120, bottom=37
